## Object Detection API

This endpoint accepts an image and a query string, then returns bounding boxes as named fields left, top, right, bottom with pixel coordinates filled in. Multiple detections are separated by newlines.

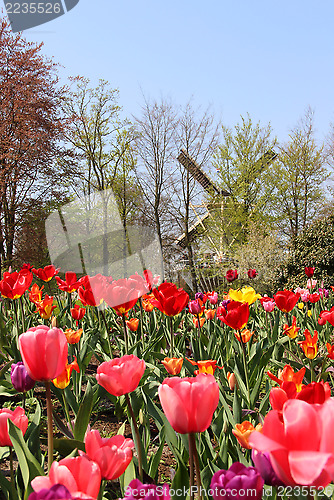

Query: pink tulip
left=249, top=398, right=334, bottom=487
left=96, top=355, right=145, bottom=396
left=84, top=430, right=134, bottom=480
left=0, top=407, right=28, bottom=447
left=31, top=456, right=101, bottom=499
left=19, top=325, right=68, bottom=381
left=158, top=374, right=219, bottom=434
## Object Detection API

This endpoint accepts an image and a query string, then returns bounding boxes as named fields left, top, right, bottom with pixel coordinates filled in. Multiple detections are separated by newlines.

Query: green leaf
left=74, top=380, right=94, bottom=441
left=8, top=419, right=44, bottom=494
left=119, top=459, right=136, bottom=496
left=171, top=458, right=189, bottom=500
left=53, top=438, right=85, bottom=456
left=148, top=427, right=166, bottom=481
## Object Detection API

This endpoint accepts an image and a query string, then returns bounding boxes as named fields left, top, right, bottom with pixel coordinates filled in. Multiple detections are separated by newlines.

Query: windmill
left=174, top=148, right=277, bottom=291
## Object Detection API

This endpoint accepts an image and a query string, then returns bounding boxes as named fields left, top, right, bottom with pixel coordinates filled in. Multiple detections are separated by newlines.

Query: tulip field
left=1, top=265, right=334, bottom=499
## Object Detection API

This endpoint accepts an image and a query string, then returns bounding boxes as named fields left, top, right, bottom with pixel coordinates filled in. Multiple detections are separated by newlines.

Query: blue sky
left=4, top=0, right=334, bottom=142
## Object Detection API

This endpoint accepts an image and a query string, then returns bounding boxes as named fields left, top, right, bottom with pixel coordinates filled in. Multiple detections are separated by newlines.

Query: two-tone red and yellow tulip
left=52, top=358, right=80, bottom=390
left=283, top=316, right=300, bottom=339
left=35, top=295, right=56, bottom=320
left=104, top=277, right=142, bottom=315
left=298, top=329, right=318, bottom=359
left=187, top=358, right=222, bottom=375
left=55, top=272, right=81, bottom=293
left=28, top=283, right=44, bottom=304
left=32, top=265, right=60, bottom=282
left=0, top=268, right=33, bottom=300
left=158, top=374, right=219, bottom=434
left=267, top=364, right=305, bottom=393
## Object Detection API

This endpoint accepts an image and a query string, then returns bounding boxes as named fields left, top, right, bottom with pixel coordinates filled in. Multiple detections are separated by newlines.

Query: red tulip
left=70, top=304, right=86, bottom=322
left=31, top=456, right=101, bottom=498
left=225, top=269, right=238, bottom=282
left=217, top=301, right=249, bottom=330
left=151, top=282, right=189, bottom=316
left=247, top=269, right=257, bottom=279
left=273, top=290, right=300, bottom=313
left=32, top=265, right=60, bottom=282
left=78, top=274, right=107, bottom=307
left=19, top=325, right=68, bottom=381
left=104, top=277, right=142, bottom=315
left=309, top=292, right=320, bottom=303
left=96, top=355, right=145, bottom=396
left=305, top=267, right=315, bottom=278
left=55, top=272, right=81, bottom=293
left=0, top=268, right=33, bottom=299
left=319, top=306, right=334, bottom=326
left=158, top=373, right=219, bottom=434
left=249, top=398, right=334, bottom=487
left=84, top=430, right=134, bottom=480
left=0, top=407, right=28, bottom=446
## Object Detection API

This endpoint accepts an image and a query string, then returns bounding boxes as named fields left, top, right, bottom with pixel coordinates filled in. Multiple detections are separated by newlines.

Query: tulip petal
left=288, top=451, right=332, bottom=485
left=283, top=400, right=321, bottom=451
left=31, top=476, right=53, bottom=492
left=158, top=384, right=189, bottom=434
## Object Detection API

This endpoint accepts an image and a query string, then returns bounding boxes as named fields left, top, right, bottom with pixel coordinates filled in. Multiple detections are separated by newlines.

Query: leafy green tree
left=212, top=114, right=277, bottom=252
left=267, top=109, right=330, bottom=244
left=284, top=212, right=334, bottom=288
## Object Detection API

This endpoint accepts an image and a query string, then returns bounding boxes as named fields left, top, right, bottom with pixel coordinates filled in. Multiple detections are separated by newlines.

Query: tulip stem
left=122, top=313, right=129, bottom=355
left=189, top=433, right=202, bottom=500
left=188, top=433, right=195, bottom=500
left=239, top=332, right=250, bottom=406
left=19, top=296, right=26, bottom=333
left=139, top=298, right=145, bottom=352
left=169, top=316, right=174, bottom=358
left=45, top=380, right=54, bottom=471
left=125, top=393, right=143, bottom=482
left=100, top=309, right=113, bottom=358
left=196, top=314, right=201, bottom=339
left=97, top=479, right=106, bottom=500
left=13, top=300, right=20, bottom=338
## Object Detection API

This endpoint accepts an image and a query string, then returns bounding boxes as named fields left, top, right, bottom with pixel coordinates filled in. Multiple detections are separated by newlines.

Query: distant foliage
left=284, top=214, right=334, bottom=288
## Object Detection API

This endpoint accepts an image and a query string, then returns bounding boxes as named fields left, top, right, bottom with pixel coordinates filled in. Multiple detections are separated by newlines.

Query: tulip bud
left=11, top=362, right=35, bottom=393
left=227, top=371, right=237, bottom=391
left=247, top=269, right=257, bottom=279
left=251, top=449, right=284, bottom=486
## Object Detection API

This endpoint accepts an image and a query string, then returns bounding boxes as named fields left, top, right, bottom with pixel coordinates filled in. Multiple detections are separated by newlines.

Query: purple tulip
left=210, top=462, right=264, bottom=500
left=11, top=362, right=35, bottom=393
left=251, top=450, right=284, bottom=487
left=189, top=299, right=202, bottom=315
left=220, top=299, right=230, bottom=310
left=122, top=479, right=170, bottom=500
left=28, top=484, right=73, bottom=499
left=195, top=292, right=204, bottom=301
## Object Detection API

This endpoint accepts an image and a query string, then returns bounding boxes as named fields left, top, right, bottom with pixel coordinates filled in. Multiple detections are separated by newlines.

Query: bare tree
left=134, top=97, right=177, bottom=255
left=170, top=101, right=221, bottom=292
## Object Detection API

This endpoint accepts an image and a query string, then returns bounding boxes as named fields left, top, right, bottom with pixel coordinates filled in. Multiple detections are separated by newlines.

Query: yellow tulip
left=228, top=286, right=261, bottom=305
left=297, top=302, right=304, bottom=309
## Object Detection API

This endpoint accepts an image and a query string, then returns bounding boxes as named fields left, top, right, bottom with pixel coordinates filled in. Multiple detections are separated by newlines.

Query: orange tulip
left=267, top=364, right=305, bottom=393
left=204, top=309, right=215, bottom=320
left=193, top=317, right=205, bottom=328
left=29, top=283, right=44, bottom=304
left=232, top=421, right=263, bottom=449
left=161, top=357, right=183, bottom=375
left=326, top=343, right=334, bottom=360
left=298, top=329, right=318, bottom=359
left=283, top=316, right=300, bottom=339
left=126, top=318, right=139, bottom=332
left=64, top=328, right=83, bottom=345
left=35, top=295, right=56, bottom=320
left=187, top=358, right=222, bottom=375
left=52, top=358, right=80, bottom=389
left=234, top=329, right=254, bottom=343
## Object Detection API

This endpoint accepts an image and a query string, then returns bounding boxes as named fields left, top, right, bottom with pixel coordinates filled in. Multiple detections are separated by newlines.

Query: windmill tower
left=175, top=148, right=277, bottom=291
